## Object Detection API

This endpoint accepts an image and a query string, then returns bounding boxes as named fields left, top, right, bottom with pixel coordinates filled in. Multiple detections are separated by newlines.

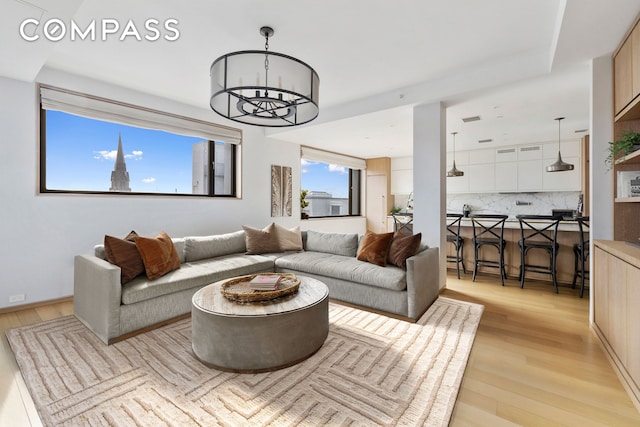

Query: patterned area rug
left=7, top=297, right=483, bottom=426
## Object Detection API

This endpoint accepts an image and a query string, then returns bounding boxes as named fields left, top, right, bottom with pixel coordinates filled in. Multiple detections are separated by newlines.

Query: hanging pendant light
left=546, top=117, right=574, bottom=172
left=210, top=26, right=319, bottom=127
left=447, top=131, right=464, bottom=177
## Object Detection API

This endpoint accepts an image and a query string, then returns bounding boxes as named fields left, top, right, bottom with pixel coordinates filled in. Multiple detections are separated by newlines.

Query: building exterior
left=109, top=134, right=131, bottom=192
left=305, top=191, right=349, bottom=217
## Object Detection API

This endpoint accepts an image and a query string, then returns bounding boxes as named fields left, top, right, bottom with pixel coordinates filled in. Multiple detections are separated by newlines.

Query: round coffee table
left=191, top=275, right=329, bottom=373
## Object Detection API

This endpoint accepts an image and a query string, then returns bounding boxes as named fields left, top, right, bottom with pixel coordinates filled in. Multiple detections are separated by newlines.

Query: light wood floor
left=1, top=274, right=639, bottom=426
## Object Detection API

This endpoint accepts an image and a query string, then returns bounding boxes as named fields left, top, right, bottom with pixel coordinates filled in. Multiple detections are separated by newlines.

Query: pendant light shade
left=546, top=117, right=574, bottom=172
left=447, top=131, right=464, bottom=177
left=210, top=26, right=319, bottom=127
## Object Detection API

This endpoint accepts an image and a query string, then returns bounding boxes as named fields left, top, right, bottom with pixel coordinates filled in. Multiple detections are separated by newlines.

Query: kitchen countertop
left=594, top=240, right=640, bottom=269
left=457, top=216, right=583, bottom=232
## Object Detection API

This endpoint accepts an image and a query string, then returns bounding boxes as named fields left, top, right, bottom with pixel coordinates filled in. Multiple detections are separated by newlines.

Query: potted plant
left=300, top=189, right=310, bottom=219
left=606, top=131, right=640, bottom=170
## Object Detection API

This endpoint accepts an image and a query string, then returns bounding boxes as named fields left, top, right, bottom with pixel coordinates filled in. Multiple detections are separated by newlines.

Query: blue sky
left=301, top=159, right=349, bottom=198
left=45, top=110, right=202, bottom=193
left=47, top=110, right=351, bottom=196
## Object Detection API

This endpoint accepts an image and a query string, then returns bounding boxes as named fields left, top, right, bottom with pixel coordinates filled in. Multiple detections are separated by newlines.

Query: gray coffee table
left=191, top=275, right=329, bottom=373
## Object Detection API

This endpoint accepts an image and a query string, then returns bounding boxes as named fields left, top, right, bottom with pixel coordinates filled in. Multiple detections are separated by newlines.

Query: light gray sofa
left=74, top=230, right=440, bottom=344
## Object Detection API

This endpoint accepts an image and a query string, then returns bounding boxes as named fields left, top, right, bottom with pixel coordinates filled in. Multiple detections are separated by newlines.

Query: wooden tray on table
left=220, top=273, right=300, bottom=303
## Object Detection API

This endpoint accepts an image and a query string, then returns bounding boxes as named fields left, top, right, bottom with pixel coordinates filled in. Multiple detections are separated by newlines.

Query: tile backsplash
left=446, top=192, right=582, bottom=218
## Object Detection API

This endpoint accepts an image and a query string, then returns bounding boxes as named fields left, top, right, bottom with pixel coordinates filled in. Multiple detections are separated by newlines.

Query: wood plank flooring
left=1, top=274, right=639, bottom=426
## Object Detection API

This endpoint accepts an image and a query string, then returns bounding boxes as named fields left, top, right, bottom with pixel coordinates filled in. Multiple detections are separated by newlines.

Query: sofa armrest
left=73, top=254, right=122, bottom=344
left=405, top=247, right=440, bottom=319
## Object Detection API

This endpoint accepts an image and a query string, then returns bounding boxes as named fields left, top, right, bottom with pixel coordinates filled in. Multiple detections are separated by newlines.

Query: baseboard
left=0, top=296, right=73, bottom=315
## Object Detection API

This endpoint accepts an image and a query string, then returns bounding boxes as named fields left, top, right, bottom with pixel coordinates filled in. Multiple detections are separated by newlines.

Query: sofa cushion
left=356, top=231, right=394, bottom=266
left=95, top=237, right=186, bottom=264
left=273, top=223, right=303, bottom=251
left=135, top=232, right=181, bottom=280
left=121, top=254, right=274, bottom=305
left=387, top=232, right=422, bottom=269
left=275, top=251, right=407, bottom=291
left=305, top=230, right=359, bottom=257
left=184, top=231, right=246, bottom=262
left=243, top=223, right=282, bottom=254
left=103, top=231, right=145, bottom=284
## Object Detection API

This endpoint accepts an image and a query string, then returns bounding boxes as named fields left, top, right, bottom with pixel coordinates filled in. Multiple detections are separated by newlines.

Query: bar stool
left=516, top=215, right=561, bottom=293
left=446, top=213, right=466, bottom=279
left=470, top=214, right=508, bottom=285
left=572, top=216, right=590, bottom=298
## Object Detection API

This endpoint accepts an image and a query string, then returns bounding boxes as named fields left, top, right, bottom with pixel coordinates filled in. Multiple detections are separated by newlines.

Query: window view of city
left=301, top=159, right=359, bottom=217
left=42, top=110, right=234, bottom=196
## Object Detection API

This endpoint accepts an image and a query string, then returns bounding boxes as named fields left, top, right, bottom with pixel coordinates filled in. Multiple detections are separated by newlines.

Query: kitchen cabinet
left=517, top=160, right=543, bottom=191
left=614, top=18, right=640, bottom=120
left=593, top=241, right=640, bottom=410
left=495, top=162, right=518, bottom=192
left=390, top=156, right=413, bottom=195
left=445, top=140, right=583, bottom=194
left=466, top=164, right=495, bottom=193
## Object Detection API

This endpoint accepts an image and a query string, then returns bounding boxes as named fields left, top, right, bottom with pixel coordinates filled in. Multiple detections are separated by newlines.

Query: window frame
left=37, top=84, right=241, bottom=198
left=300, top=147, right=363, bottom=219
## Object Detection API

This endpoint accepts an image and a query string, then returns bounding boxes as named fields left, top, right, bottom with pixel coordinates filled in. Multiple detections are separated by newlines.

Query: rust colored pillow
left=135, top=231, right=181, bottom=280
left=356, top=231, right=395, bottom=267
left=104, top=231, right=144, bottom=284
left=387, top=232, right=422, bottom=269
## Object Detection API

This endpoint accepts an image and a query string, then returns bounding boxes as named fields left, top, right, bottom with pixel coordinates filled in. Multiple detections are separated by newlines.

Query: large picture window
left=300, top=147, right=363, bottom=218
left=39, top=85, right=240, bottom=197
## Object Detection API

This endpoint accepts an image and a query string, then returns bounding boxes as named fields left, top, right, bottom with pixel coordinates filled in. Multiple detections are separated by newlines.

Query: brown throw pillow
left=135, top=231, right=181, bottom=280
left=243, top=223, right=281, bottom=254
left=104, top=231, right=144, bottom=284
left=356, top=231, right=395, bottom=267
left=387, top=232, right=422, bottom=269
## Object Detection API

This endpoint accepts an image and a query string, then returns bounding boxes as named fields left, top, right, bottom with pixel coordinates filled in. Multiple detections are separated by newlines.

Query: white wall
left=0, top=71, right=305, bottom=309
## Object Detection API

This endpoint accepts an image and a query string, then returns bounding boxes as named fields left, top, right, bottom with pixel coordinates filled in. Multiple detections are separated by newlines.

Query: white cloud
left=328, top=164, right=347, bottom=174
left=93, top=150, right=117, bottom=160
left=94, top=149, right=143, bottom=161
left=301, top=168, right=309, bottom=174
left=142, top=177, right=156, bottom=184
left=127, top=150, right=143, bottom=160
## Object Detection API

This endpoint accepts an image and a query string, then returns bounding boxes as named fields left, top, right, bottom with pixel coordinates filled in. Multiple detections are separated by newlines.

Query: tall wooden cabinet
left=613, top=15, right=640, bottom=243
left=366, top=158, right=392, bottom=234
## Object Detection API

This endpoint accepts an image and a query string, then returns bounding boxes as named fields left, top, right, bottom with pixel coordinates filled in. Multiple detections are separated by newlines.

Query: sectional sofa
left=74, top=228, right=440, bottom=344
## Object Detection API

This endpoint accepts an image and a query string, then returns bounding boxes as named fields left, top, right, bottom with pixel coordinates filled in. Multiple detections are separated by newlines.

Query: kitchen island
left=446, top=216, right=585, bottom=285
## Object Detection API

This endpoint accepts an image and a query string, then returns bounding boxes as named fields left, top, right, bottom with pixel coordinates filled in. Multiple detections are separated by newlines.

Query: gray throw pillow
left=305, top=230, right=359, bottom=257
left=184, top=230, right=246, bottom=262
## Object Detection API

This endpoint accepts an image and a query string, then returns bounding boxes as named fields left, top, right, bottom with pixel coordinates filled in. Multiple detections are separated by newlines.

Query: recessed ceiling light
left=462, top=115, right=481, bottom=123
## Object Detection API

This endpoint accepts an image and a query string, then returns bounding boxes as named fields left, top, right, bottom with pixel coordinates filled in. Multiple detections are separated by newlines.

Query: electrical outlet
left=9, top=294, right=25, bottom=303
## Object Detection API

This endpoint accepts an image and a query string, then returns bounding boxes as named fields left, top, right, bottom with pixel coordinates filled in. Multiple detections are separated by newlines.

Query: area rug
left=7, top=297, right=483, bottom=426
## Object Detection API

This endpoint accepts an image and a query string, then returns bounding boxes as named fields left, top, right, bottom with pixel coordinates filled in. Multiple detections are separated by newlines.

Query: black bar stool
left=516, top=215, right=561, bottom=292
left=446, top=213, right=466, bottom=279
left=470, top=214, right=508, bottom=285
left=572, top=216, right=590, bottom=298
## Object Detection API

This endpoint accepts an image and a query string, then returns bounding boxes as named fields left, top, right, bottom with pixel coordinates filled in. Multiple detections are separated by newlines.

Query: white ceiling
left=2, top=0, right=639, bottom=158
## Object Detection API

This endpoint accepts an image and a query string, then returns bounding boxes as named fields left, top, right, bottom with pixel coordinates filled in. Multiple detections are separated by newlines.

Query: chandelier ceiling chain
left=210, top=26, right=319, bottom=127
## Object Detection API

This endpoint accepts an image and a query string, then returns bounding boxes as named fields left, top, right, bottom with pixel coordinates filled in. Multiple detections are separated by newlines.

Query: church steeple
left=110, top=133, right=131, bottom=192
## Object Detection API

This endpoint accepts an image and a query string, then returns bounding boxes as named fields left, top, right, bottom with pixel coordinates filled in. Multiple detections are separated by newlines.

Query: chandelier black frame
left=210, top=26, right=320, bottom=127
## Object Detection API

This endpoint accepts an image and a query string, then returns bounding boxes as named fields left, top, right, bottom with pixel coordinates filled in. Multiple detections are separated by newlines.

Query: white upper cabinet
left=444, top=139, right=583, bottom=194
left=390, top=156, right=413, bottom=195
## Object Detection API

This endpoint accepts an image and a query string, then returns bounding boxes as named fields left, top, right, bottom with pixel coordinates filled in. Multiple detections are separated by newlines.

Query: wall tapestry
left=271, top=165, right=292, bottom=217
